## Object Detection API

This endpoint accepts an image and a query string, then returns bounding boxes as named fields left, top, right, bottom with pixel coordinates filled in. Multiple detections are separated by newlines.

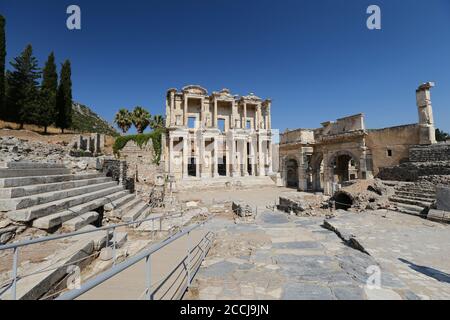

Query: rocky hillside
left=71, top=102, right=118, bottom=136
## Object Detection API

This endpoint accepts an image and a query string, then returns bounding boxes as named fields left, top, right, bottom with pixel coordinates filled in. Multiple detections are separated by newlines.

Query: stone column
left=258, top=137, right=264, bottom=176
left=213, top=138, right=219, bottom=177
left=170, top=92, right=175, bottom=126
left=267, top=101, right=272, bottom=130
left=225, top=142, right=230, bottom=177
left=182, top=137, right=189, bottom=179
left=243, top=139, right=249, bottom=176
left=243, top=103, right=247, bottom=129
left=168, top=137, right=174, bottom=175
left=183, top=95, right=188, bottom=127
left=231, top=100, right=236, bottom=129
left=268, top=141, right=273, bottom=175
left=416, top=82, right=437, bottom=145
left=322, top=154, right=333, bottom=196
left=214, top=98, right=218, bottom=128
left=200, top=97, right=205, bottom=129
left=165, top=94, right=171, bottom=127
left=256, top=104, right=262, bottom=130
left=297, top=150, right=308, bottom=191
left=198, top=135, right=204, bottom=178
left=251, top=138, right=257, bottom=176
left=231, top=138, right=237, bottom=177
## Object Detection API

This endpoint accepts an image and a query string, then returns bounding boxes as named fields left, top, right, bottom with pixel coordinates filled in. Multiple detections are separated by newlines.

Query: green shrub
left=113, top=128, right=164, bottom=165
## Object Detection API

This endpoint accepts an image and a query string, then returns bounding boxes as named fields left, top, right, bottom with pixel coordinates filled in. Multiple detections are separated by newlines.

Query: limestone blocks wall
left=118, top=139, right=163, bottom=185
left=409, top=143, right=450, bottom=162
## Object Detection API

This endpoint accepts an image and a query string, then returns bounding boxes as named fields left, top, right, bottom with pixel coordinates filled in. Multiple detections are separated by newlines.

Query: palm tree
left=132, top=106, right=151, bottom=134
left=114, top=108, right=132, bottom=134
left=150, top=115, right=165, bottom=130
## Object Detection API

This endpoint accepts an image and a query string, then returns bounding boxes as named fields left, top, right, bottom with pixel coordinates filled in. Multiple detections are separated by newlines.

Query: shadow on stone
left=399, top=258, right=450, bottom=283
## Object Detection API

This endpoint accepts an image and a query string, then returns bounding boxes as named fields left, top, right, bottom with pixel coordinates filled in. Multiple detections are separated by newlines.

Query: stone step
left=396, top=187, right=436, bottom=194
left=0, top=181, right=118, bottom=211
left=389, top=196, right=433, bottom=208
left=114, top=198, right=142, bottom=218
left=104, top=193, right=135, bottom=212
left=2, top=162, right=67, bottom=169
left=0, top=168, right=71, bottom=178
left=0, top=173, right=104, bottom=188
left=393, top=202, right=427, bottom=216
left=395, top=191, right=436, bottom=200
left=32, top=190, right=128, bottom=230
left=61, top=211, right=100, bottom=232
left=135, top=206, right=154, bottom=222
left=0, top=177, right=112, bottom=199
left=121, top=201, right=149, bottom=222
left=7, top=185, right=124, bottom=222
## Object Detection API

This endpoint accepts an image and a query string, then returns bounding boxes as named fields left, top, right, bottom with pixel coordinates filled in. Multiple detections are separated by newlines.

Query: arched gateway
left=285, top=159, right=299, bottom=188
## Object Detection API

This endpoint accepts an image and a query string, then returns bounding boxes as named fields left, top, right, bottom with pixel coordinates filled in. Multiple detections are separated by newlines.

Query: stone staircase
left=0, top=162, right=152, bottom=233
left=0, top=161, right=161, bottom=300
left=388, top=182, right=436, bottom=217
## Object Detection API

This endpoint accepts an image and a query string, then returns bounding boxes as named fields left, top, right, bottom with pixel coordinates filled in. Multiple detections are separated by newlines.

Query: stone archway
left=328, top=150, right=360, bottom=184
left=285, top=158, right=299, bottom=189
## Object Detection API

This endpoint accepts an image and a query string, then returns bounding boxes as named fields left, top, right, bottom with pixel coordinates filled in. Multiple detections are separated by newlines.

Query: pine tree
left=6, top=44, right=41, bottom=127
left=0, top=15, right=6, bottom=120
left=56, top=60, right=72, bottom=133
left=40, top=52, right=58, bottom=133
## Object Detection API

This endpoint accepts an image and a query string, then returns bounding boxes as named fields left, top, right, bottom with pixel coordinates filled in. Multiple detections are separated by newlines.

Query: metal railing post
left=12, top=247, right=18, bottom=300
left=152, top=219, right=155, bottom=239
left=112, top=227, right=116, bottom=265
left=145, top=254, right=152, bottom=300
left=105, top=228, right=109, bottom=249
left=186, top=231, right=191, bottom=288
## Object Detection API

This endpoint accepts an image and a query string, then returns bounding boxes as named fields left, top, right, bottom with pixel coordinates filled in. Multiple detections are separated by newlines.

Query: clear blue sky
left=1, top=0, right=449, bottom=133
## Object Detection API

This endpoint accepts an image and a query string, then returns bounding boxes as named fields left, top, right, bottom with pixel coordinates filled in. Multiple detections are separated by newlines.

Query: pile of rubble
left=232, top=201, right=254, bottom=218
left=278, top=193, right=331, bottom=217
left=333, top=179, right=395, bottom=212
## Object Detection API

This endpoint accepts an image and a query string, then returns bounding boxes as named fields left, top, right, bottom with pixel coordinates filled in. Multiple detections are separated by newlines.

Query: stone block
left=427, top=209, right=450, bottom=224
left=436, top=186, right=450, bottom=211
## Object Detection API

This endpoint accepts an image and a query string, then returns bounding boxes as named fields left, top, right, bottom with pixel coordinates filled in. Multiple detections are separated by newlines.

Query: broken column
left=416, top=82, right=437, bottom=145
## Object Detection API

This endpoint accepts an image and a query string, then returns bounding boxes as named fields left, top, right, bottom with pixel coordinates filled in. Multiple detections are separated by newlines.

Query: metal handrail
left=0, top=211, right=184, bottom=300
left=0, top=212, right=182, bottom=251
left=56, top=217, right=213, bottom=300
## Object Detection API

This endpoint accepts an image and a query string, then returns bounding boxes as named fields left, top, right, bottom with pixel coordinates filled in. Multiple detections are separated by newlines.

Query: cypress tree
left=56, top=60, right=72, bottom=133
left=6, top=44, right=41, bottom=127
left=40, top=52, right=58, bottom=133
left=0, top=15, right=6, bottom=120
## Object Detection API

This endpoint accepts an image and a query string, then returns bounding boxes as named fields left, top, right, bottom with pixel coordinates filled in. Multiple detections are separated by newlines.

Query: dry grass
left=0, top=120, right=116, bottom=155
left=0, top=119, right=77, bottom=134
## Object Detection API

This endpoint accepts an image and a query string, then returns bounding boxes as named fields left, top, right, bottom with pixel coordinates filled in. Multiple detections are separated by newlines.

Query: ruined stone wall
left=321, top=114, right=365, bottom=136
left=409, top=143, right=450, bottom=162
left=280, top=129, right=314, bottom=145
left=366, top=124, right=420, bottom=175
left=119, top=140, right=163, bottom=185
